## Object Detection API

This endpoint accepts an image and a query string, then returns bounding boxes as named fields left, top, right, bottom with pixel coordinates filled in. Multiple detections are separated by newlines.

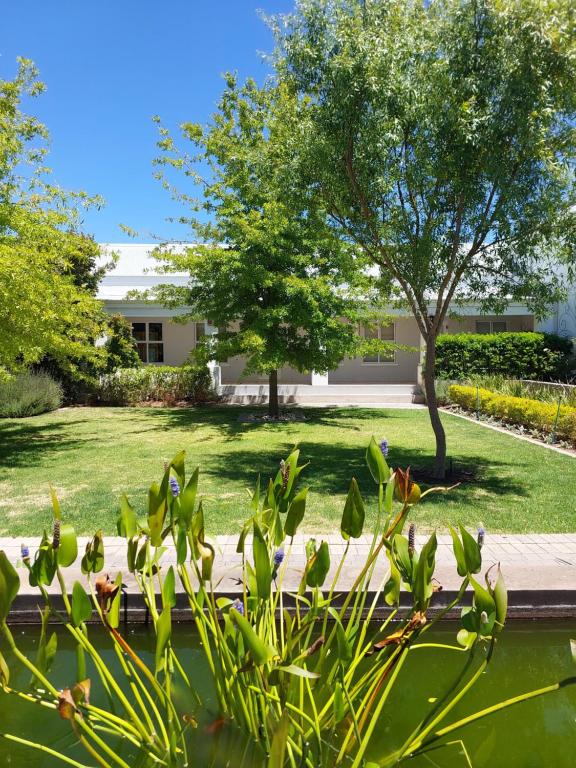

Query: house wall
left=220, top=358, right=311, bottom=385
left=127, top=317, right=197, bottom=366
left=442, top=314, right=534, bottom=334
left=328, top=316, right=421, bottom=384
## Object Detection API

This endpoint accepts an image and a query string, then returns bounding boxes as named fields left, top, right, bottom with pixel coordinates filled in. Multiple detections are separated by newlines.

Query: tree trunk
left=268, top=369, right=279, bottom=418
left=423, top=335, right=447, bottom=480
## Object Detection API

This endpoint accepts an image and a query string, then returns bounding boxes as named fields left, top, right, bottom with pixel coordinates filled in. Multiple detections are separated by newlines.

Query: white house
left=98, top=243, right=573, bottom=393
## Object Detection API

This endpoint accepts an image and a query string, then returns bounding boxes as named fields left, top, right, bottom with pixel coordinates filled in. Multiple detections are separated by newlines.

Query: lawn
left=0, top=405, right=574, bottom=537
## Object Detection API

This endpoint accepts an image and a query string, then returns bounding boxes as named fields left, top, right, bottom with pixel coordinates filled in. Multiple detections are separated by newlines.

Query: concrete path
left=3, top=533, right=576, bottom=621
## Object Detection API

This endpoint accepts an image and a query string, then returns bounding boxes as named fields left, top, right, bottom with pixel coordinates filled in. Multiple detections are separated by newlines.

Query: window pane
left=492, top=321, right=507, bottom=333
left=363, top=324, right=379, bottom=340
left=363, top=354, right=379, bottom=363
left=132, top=322, right=146, bottom=341
left=380, top=350, right=395, bottom=363
left=148, top=343, right=164, bottom=363
left=195, top=322, right=206, bottom=343
left=148, top=323, right=163, bottom=341
left=476, top=321, right=491, bottom=334
left=380, top=323, right=395, bottom=340
left=136, top=343, right=147, bottom=362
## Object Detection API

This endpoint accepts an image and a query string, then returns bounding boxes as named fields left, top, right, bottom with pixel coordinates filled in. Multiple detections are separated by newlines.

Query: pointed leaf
left=230, top=608, right=276, bottom=666
left=460, top=525, right=482, bottom=574
left=57, top=523, right=78, bottom=567
left=72, top=581, right=92, bottom=627
left=117, top=495, right=137, bottom=539
left=155, top=605, right=172, bottom=674
left=366, top=436, right=390, bottom=485
left=306, top=541, right=330, bottom=588
left=253, top=523, right=272, bottom=600
left=341, top=478, right=365, bottom=540
left=284, top=487, right=308, bottom=537
left=0, top=551, right=19, bottom=622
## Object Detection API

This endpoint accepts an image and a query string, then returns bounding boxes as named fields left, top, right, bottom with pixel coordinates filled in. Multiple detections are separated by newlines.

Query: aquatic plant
left=0, top=439, right=574, bottom=767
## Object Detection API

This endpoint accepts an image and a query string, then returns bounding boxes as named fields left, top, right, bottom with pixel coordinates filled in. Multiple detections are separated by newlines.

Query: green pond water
left=0, top=620, right=575, bottom=767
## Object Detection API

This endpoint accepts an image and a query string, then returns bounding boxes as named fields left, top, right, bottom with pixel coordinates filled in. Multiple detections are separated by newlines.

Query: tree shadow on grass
left=129, top=405, right=417, bottom=441
left=202, top=440, right=531, bottom=504
left=0, top=418, right=91, bottom=468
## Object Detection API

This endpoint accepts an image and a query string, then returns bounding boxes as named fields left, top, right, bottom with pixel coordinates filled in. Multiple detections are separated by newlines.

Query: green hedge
left=0, top=372, right=63, bottom=417
left=449, top=384, right=576, bottom=446
left=435, top=332, right=572, bottom=380
left=97, top=365, right=214, bottom=406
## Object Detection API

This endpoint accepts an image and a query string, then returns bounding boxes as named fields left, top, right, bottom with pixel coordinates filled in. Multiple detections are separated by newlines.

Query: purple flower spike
left=169, top=476, right=180, bottom=498
left=21, top=544, right=30, bottom=562
left=232, top=598, right=244, bottom=616
left=380, top=439, right=389, bottom=457
left=477, top=527, right=485, bottom=549
left=273, top=548, right=285, bottom=568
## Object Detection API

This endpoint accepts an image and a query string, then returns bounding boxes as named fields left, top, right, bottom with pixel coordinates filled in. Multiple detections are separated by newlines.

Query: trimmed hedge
left=435, top=332, right=573, bottom=380
left=97, top=365, right=214, bottom=406
left=449, top=384, right=576, bottom=446
left=0, top=372, right=63, bottom=417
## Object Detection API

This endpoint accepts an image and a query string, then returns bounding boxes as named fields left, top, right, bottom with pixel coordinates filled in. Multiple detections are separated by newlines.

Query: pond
left=0, top=620, right=575, bottom=767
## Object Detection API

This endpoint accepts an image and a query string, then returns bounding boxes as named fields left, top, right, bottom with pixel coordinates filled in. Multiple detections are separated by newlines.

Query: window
left=194, top=322, right=206, bottom=345
left=132, top=322, right=164, bottom=363
left=363, top=322, right=395, bottom=364
left=476, top=319, right=507, bottom=334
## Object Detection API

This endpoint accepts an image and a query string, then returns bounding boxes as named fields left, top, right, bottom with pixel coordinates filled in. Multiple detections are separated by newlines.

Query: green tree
left=272, top=0, right=576, bottom=475
left=0, top=59, right=105, bottom=376
left=151, top=78, right=381, bottom=417
left=104, top=314, right=142, bottom=372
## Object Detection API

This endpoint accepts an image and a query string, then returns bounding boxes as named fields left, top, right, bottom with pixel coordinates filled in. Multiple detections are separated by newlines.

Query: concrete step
left=217, top=384, right=424, bottom=405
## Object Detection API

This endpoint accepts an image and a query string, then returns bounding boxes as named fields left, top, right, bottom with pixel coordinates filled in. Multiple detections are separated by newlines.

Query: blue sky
left=2, top=1, right=294, bottom=242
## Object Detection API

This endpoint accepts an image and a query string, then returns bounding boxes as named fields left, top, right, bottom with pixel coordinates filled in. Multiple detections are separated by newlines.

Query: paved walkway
left=3, top=533, right=576, bottom=620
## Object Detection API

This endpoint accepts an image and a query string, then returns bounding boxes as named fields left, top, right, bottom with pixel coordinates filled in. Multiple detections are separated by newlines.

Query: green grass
left=0, top=406, right=574, bottom=536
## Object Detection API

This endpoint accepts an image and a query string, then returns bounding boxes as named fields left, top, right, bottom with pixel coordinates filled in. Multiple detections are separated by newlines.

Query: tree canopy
left=0, top=59, right=106, bottom=375
left=151, top=77, right=383, bottom=415
left=270, top=0, right=576, bottom=473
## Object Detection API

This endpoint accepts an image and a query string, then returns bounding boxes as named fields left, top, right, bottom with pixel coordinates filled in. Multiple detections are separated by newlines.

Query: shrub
left=0, top=372, right=63, bottom=418
left=435, top=332, right=573, bottom=380
left=449, top=384, right=576, bottom=445
left=96, top=365, right=214, bottom=406
left=462, top=374, right=576, bottom=407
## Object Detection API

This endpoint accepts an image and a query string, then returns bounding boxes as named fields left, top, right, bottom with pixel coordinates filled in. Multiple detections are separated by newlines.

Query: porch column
left=311, top=371, right=329, bottom=386
left=205, top=321, right=221, bottom=388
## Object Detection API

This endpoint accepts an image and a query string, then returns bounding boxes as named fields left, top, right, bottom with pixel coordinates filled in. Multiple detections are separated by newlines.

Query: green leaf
left=169, top=450, right=186, bottom=489
left=32, top=606, right=57, bottom=687
left=179, top=467, right=199, bottom=528
left=0, top=649, right=9, bottom=686
left=306, top=541, right=330, bottom=588
left=392, top=534, right=413, bottom=585
left=384, top=471, right=396, bottom=515
left=50, top=486, right=62, bottom=521
left=71, top=581, right=92, bottom=627
left=127, top=536, right=139, bottom=573
left=456, top=628, right=477, bottom=649
left=329, top=610, right=352, bottom=663
left=230, top=608, right=277, bottom=666
left=108, top=572, right=123, bottom=630
left=117, top=494, right=137, bottom=539
left=459, top=525, right=482, bottom=574
left=486, top=564, right=507, bottom=633
left=384, top=551, right=401, bottom=606
left=57, top=523, right=78, bottom=567
left=268, top=711, right=290, bottom=768
left=176, top=527, right=187, bottom=565
left=448, top=525, right=467, bottom=577
left=155, top=605, right=172, bottom=674
left=148, top=482, right=167, bottom=547
left=251, top=474, right=261, bottom=513
left=284, top=487, right=308, bottom=537
left=333, top=682, right=346, bottom=723
left=81, top=532, right=104, bottom=575
left=366, top=436, right=390, bottom=485
left=275, top=664, right=320, bottom=679
left=413, top=532, right=437, bottom=611
left=253, top=523, right=272, bottom=600
left=340, top=478, right=365, bottom=540
left=163, top=566, right=176, bottom=609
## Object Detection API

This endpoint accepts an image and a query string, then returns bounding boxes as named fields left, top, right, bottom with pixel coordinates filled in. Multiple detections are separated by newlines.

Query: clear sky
left=2, top=0, right=295, bottom=242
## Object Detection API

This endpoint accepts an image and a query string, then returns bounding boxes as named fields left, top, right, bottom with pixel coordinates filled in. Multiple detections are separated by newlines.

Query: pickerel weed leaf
left=108, top=573, right=123, bottom=629
left=268, top=711, right=290, bottom=768
left=459, top=525, right=482, bottom=574
left=449, top=525, right=467, bottom=577
left=169, top=450, right=186, bottom=489
left=486, top=564, right=507, bottom=633
left=413, top=532, right=437, bottom=611
left=148, top=482, right=167, bottom=547
left=0, top=551, right=20, bottom=622
left=0, top=648, right=9, bottom=686
left=366, top=436, right=390, bottom=485
left=253, top=523, right=272, bottom=600
left=230, top=608, right=276, bottom=666
left=163, top=566, right=176, bottom=609
left=155, top=605, right=172, bottom=674
left=50, top=485, right=62, bottom=521
left=341, top=478, right=365, bottom=540
left=71, top=581, right=92, bottom=627
left=57, top=523, right=78, bottom=567
left=284, top=487, right=308, bottom=537
left=274, top=664, right=320, bottom=679
left=29, top=534, right=57, bottom=587
left=179, top=467, right=199, bottom=528
left=306, top=541, right=330, bottom=588
left=117, top=494, right=138, bottom=539
left=81, top=532, right=104, bottom=575
left=32, top=606, right=57, bottom=688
